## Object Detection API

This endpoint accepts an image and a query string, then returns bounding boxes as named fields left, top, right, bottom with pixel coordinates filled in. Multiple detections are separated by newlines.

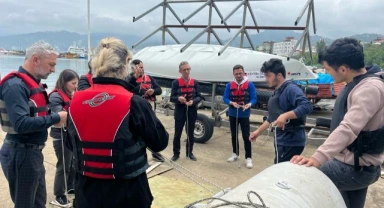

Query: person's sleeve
left=312, top=83, right=382, bottom=165
left=77, top=75, right=91, bottom=91
left=150, top=76, right=162, bottom=96
left=49, top=92, right=65, bottom=113
left=286, top=85, right=313, bottom=118
left=192, top=81, right=201, bottom=106
left=129, top=95, right=169, bottom=152
left=223, top=83, right=231, bottom=105
left=248, top=82, right=257, bottom=105
left=170, top=80, right=180, bottom=103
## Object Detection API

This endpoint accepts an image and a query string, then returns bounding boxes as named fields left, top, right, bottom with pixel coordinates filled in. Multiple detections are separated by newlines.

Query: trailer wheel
left=316, top=117, right=331, bottom=128
left=186, top=114, right=214, bottom=143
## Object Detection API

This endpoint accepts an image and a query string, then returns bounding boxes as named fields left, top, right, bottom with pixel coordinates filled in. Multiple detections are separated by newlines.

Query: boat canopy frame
left=132, top=0, right=317, bottom=58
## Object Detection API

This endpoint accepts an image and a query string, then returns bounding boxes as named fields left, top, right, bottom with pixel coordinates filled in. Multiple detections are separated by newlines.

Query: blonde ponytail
left=91, top=37, right=129, bottom=79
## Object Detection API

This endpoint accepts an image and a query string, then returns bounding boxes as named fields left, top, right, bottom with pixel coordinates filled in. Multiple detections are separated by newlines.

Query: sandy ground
left=0, top=111, right=383, bottom=208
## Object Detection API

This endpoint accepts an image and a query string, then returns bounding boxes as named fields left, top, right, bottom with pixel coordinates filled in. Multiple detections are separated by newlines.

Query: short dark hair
left=233, top=64, right=244, bottom=72
left=260, top=58, right=286, bottom=78
left=320, top=38, right=364, bottom=71
left=132, top=59, right=142, bottom=65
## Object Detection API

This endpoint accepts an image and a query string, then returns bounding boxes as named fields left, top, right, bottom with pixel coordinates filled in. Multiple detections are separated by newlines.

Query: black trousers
left=0, top=142, right=46, bottom=208
left=274, top=145, right=304, bottom=164
left=229, top=116, right=252, bottom=158
left=74, top=172, right=153, bottom=208
left=173, top=105, right=197, bottom=156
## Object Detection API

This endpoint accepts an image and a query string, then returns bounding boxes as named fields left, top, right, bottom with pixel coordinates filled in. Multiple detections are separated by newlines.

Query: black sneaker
left=67, top=189, right=75, bottom=195
left=171, top=155, right=179, bottom=161
left=187, top=153, right=197, bottom=161
left=50, top=195, right=72, bottom=207
left=152, top=152, right=165, bottom=162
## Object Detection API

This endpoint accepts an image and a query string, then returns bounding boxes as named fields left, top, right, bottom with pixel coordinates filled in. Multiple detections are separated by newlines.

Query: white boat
left=67, top=44, right=86, bottom=59
left=134, top=44, right=318, bottom=83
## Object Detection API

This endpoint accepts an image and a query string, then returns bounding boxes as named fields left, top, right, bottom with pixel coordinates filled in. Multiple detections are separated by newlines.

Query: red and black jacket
left=68, top=82, right=148, bottom=179
left=0, top=71, right=49, bottom=134
left=229, top=80, right=250, bottom=105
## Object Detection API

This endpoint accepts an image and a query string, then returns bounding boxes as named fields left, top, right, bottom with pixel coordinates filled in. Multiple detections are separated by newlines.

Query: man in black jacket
left=0, top=41, right=67, bottom=208
left=127, top=59, right=164, bottom=162
left=170, top=61, right=201, bottom=161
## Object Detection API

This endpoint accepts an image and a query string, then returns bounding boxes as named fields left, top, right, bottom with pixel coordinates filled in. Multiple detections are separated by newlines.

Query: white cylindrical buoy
left=207, top=162, right=346, bottom=208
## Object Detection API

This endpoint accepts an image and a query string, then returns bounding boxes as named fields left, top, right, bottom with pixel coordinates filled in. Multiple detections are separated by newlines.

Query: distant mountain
left=349, top=33, right=383, bottom=43
left=0, top=30, right=382, bottom=52
left=0, top=30, right=163, bottom=52
left=224, top=30, right=334, bottom=48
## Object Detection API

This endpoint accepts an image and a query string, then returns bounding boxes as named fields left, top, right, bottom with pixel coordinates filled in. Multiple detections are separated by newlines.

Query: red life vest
left=229, top=80, right=250, bottom=105
left=177, top=77, right=195, bottom=103
left=69, top=84, right=147, bottom=179
left=49, top=88, right=71, bottom=111
left=85, top=73, right=93, bottom=85
left=0, top=71, right=49, bottom=134
left=136, top=74, right=154, bottom=101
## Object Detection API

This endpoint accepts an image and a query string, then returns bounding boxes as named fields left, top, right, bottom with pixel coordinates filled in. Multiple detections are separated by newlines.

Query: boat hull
left=134, top=44, right=318, bottom=83
left=206, top=162, right=346, bottom=208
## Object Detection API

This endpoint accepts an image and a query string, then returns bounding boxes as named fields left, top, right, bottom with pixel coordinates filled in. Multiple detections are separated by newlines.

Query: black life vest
left=267, top=81, right=305, bottom=132
left=49, top=88, right=71, bottom=111
left=69, top=84, right=148, bottom=179
left=229, top=80, right=250, bottom=105
left=136, top=74, right=154, bottom=101
left=177, top=77, right=195, bottom=103
left=0, top=71, right=49, bottom=134
left=331, top=73, right=384, bottom=171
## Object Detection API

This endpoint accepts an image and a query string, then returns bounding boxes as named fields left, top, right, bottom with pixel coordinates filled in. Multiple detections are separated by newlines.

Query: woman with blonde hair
left=48, top=69, right=79, bottom=207
left=65, top=37, right=169, bottom=208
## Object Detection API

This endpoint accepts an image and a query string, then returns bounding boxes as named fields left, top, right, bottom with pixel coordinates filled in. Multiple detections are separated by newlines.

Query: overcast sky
left=0, top=0, right=383, bottom=40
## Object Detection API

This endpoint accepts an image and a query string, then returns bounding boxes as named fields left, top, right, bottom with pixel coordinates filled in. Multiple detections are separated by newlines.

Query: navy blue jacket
left=267, top=81, right=313, bottom=146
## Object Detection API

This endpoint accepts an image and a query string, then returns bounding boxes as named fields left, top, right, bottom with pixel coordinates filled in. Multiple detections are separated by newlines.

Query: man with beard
left=0, top=41, right=67, bottom=208
left=249, top=58, right=313, bottom=164
left=223, top=64, right=257, bottom=168
left=127, top=59, right=164, bottom=162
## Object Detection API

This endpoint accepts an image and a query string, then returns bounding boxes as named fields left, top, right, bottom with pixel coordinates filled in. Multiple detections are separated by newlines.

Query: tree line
left=300, top=41, right=384, bottom=69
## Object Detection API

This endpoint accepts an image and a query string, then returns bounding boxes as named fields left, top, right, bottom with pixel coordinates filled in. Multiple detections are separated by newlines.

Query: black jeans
left=274, top=145, right=304, bottom=164
left=320, top=159, right=381, bottom=208
left=173, top=106, right=197, bottom=156
left=229, top=116, right=251, bottom=158
left=53, top=139, right=75, bottom=197
left=0, top=142, right=46, bottom=208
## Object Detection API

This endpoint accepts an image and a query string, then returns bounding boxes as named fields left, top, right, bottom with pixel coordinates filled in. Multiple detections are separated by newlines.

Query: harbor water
left=0, top=55, right=89, bottom=92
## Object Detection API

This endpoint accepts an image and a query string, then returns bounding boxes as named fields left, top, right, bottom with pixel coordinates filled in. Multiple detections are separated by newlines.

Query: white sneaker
left=227, top=153, right=239, bottom=162
left=245, top=158, right=253, bottom=169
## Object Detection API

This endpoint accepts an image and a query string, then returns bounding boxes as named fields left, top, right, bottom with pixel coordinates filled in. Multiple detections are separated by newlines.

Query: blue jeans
left=320, top=159, right=381, bottom=208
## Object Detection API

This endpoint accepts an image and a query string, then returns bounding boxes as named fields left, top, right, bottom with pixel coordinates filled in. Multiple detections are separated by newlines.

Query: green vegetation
left=300, top=42, right=384, bottom=68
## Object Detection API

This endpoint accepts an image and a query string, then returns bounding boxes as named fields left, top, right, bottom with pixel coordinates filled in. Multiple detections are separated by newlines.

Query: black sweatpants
left=229, top=116, right=252, bottom=159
